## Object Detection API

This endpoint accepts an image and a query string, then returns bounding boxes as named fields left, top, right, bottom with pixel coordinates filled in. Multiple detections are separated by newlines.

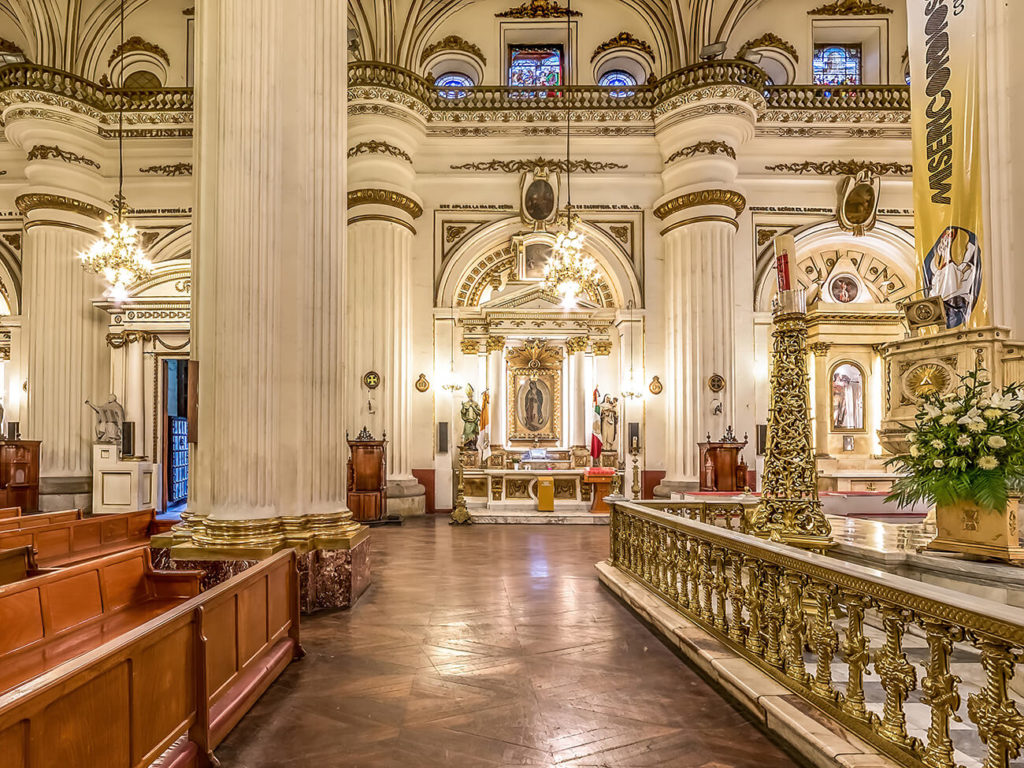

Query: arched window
left=812, top=44, right=862, bottom=86
left=830, top=363, right=865, bottom=431
left=434, top=72, right=473, bottom=99
left=122, top=70, right=162, bottom=89
left=598, top=70, right=637, bottom=97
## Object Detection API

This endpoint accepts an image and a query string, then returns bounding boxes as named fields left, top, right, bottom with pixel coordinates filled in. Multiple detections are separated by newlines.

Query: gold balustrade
left=609, top=499, right=1024, bottom=768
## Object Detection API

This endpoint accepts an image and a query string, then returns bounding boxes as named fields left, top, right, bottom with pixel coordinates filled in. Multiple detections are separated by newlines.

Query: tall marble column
left=485, top=336, right=506, bottom=451
left=652, top=105, right=754, bottom=494
left=177, top=0, right=367, bottom=604
left=808, top=343, right=832, bottom=457
left=566, top=336, right=588, bottom=460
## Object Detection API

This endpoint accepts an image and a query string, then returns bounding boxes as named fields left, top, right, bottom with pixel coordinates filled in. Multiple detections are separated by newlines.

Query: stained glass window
left=434, top=72, right=473, bottom=99
left=508, top=45, right=562, bottom=89
left=812, top=44, right=862, bottom=86
left=598, top=70, right=637, bottom=97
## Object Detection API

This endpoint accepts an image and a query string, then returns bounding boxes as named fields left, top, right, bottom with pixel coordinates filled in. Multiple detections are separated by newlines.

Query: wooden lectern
left=347, top=429, right=387, bottom=523
left=697, top=428, right=748, bottom=493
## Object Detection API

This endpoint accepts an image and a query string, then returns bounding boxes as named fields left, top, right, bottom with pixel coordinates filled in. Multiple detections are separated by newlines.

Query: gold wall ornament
left=362, top=371, right=381, bottom=389
left=757, top=228, right=781, bottom=247
left=590, top=32, right=655, bottom=62
left=140, top=162, right=193, bottom=176
left=707, top=374, right=725, bottom=393
left=765, top=159, right=912, bottom=176
left=609, top=224, right=630, bottom=243
left=737, top=33, right=799, bottom=62
left=420, top=35, right=487, bottom=66
left=667, top=141, right=736, bottom=163
left=450, top=158, right=626, bottom=173
left=26, top=144, right=100, bottom=169
left=837, top=170, right=880, bottom=236
left=565, top=336, right=588, bottom=354
left=505, top=339, right=564, bottom=368
left=648, top=375, right=663, bottom=395
left=808, top=0, right=893, bottom=15
left=654, top=189, right=746, bottom=220
left=460, top=339, right=480, bottom=355
left=750, top=299, right=833, bottom=549
left=592, top=340, right=613, bottom=356
left=15, top=193, right=107, bottom=221
left=108, top=35, right=171, bottom=65
left=444, top=224, right=468, bottom=243
left=485, top=335, right=506, bottom=353
left=495, top=0, right=580, bottom=18
left=414, top=373, right=430, bottom=392
left=904, top=362, right=952, bottom=399
left=346, top=140, right=412, bottom=164
left=106, top=330, right=154, bottom=348
left=347, top=188, right=423, bottom=219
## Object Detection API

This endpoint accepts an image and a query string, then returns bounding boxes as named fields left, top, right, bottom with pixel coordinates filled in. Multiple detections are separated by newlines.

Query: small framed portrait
left=829, top=275, right=860, bottom=303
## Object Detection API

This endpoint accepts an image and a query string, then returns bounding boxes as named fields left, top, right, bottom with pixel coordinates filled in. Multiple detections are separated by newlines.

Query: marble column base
left=151, top=537, right=371, bottom=613
left=652, top=479, right=699, bottom=498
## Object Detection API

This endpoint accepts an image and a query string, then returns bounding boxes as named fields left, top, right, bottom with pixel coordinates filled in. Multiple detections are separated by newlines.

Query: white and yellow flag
left=908, top=0, right=989, bottom=329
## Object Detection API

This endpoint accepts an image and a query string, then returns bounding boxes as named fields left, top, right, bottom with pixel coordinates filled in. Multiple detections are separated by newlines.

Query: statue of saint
left=600, top=395, right=619, bottom=449
left=86, top=394, right=126, bottom=444
left=460, top=385, right=481, bottom=450
left=524, top=379, right=545, bottom=432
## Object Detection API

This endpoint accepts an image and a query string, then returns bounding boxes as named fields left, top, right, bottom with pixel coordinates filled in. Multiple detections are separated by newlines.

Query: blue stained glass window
left=434, top=72, right=473, bottom=99
left=508, top=45, right=562, bottom=89
left=599, top=70, right=637, bottom=97
left=812, top=44, right=862, bottom=86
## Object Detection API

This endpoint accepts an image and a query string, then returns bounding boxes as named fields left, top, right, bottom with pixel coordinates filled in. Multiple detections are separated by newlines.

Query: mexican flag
left=590, top=387, right=602, bottom=462
left=479, top=390, right=490, bottom=460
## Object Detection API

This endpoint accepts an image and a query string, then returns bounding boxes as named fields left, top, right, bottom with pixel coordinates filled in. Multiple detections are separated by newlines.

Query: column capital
left=654, top=188, right=745, bottom=235
left=808, top=342, right=832, bottom=357
left=485, top=335, right=506, bottom=353
left=592, top=340, right=613, bottom=356
left=460, top=338, right=481, bottom=355
left=565, top=336, right=587, bottom=354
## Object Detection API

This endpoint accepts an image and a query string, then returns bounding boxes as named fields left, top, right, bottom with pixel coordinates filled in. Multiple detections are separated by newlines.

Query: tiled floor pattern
left=217, top=518, right=802, bottom=768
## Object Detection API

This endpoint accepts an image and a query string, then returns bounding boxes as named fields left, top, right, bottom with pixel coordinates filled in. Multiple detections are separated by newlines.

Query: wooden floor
left=217, top=517, right=801, bottom=767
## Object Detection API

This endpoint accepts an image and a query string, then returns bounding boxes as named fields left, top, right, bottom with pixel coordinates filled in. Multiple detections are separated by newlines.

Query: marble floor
left=217, top=517, right=802, bottom=767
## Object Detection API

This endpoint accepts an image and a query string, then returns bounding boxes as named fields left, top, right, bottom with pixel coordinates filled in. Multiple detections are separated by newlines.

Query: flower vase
left=927, top=497, right=1024, bottom=562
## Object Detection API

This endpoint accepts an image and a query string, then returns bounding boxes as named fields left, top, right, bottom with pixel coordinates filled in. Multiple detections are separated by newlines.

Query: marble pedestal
left=152, top=537, right=371, bottom=613
left=387, top=478, right=426, bottom=517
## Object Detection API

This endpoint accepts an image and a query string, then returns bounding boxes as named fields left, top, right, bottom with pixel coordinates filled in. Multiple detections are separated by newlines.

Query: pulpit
left=698, top=428, right=749, bottom=493
left=347, top=430, right=387, bottom=523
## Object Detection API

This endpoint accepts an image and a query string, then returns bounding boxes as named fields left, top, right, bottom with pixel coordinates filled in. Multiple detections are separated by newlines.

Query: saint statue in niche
left=600, top=395, right=619, bottom=448
left=460, top=385, right=481, bottom=450
left=831, top=364, right=863, bottom=430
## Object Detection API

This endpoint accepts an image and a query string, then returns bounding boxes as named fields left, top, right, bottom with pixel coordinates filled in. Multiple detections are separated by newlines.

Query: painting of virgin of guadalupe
left=508, top=370, right=561, bottom=442
left=923, top=226, right=983, bottom=329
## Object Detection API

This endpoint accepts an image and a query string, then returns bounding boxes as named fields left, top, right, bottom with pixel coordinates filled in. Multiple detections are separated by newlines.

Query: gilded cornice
left=667, top=140, right=735, bottom=163
left=450, top=157, right=627, bottom=173
left=808, top=0, right=892, bottom=15
left=140, top=162, right=193, bottom=176
left=347, top=188, right=423, bottom=219
left=107, top=330, right=154, bottom=348
left=15, top=193, right=107, bottom=221
left=420, top=36, right=486, bottom=66
left=26, top=144, right=100, bottom=169
left=347, top=140, right=412, bottom=164
left=108, top=35, right=171, bottom=66
left=654, top=189, right=746, bottom=220
left=495, top=0, right=580, bottom=18
left=591, top=32, right=654, bottom=62
left=765, top=159, right=911, bottom=176
left=736, top=33, right=799, bottom=62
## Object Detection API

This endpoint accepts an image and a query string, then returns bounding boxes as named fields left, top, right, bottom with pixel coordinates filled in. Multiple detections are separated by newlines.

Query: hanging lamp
left=78, top=0, right=153, bottom=300
left=542, top=0, right=598, bottom=310
left=441, top=317, right=463, bottom=394
left=620, top=300, right=643, bottom=400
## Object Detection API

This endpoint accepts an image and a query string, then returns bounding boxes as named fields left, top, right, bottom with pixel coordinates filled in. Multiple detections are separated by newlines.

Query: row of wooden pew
left=0, top=509, right=302, bottom=767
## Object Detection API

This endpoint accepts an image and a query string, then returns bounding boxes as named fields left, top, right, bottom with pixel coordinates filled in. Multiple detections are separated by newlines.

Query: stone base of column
left=652, top=479, right=699, bottom=498
left=39, top=476, right=92, bottom=513
left=387, top=478, right=426, bottom=517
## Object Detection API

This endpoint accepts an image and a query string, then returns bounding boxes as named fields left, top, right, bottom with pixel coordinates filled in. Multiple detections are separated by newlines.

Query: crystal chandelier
left=542, top=0, right=596, bottom=311
left=78, top=0, right=152, bottom=299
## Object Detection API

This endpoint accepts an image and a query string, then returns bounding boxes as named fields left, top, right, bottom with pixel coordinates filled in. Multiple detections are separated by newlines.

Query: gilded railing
left=610, top=500, right=1024, bottom=768
left=348, top=60, right=907, bottom=116
left=0, top=63, right=193, bottom=113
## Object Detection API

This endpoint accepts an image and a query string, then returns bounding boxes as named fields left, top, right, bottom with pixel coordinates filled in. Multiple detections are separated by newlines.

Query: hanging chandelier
left=78, top=0, right=152, bottom=299
left=541, top=0, right=596, bottom=310
left=620, top=299, right=643, bottom=400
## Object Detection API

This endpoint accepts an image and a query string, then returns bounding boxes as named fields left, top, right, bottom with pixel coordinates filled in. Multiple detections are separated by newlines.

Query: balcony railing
left=349, top=60, right=910, bottom=117
left=610, top=500, right=1024, bottom=768
left=0, top=63, right=193, bottom=113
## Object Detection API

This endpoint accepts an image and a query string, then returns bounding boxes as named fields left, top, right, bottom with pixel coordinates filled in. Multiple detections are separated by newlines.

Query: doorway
left=163, top=359, right=189, bottom=516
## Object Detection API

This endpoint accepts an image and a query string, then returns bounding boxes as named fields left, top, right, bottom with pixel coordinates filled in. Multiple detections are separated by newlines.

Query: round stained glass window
left=598, top=70, right=637, bottom=97
left=434, top=73, right=473, bottom=99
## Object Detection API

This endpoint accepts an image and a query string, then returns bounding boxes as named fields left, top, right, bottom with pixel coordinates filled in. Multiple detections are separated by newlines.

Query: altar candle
left=774, top=235, right=796, bottom=292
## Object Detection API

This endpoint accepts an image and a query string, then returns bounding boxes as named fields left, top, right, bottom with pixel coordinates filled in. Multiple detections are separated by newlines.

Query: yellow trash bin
left=537, top=476, right=554, bottom=512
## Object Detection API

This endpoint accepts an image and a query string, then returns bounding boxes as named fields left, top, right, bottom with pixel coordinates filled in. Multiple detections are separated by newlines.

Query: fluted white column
left=571, top=347, right=587, bottom=447
left=22, top=223, right=108, bottom=503
left=346, top=220, right=415, bottom=480
left=192, top=0, right=347, bottom=521
left=485, top=337, right=505, bottom=449
left=661, top=220, right=737, bottom=487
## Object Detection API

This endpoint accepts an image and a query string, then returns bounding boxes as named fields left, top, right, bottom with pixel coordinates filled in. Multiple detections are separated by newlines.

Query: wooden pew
left=0, top=546, right=41, bottom=586
left=17, top=508, right=82, bottom=528
left=0, top=508, right=155, bottom=568
left=0, top=506, right=20, bottom=520
left=0, top=549, right=300, bottom=768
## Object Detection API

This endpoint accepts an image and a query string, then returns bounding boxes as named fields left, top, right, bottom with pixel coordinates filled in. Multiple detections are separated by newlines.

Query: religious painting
left=837, top=171, right=880, bottom=236
left=831, top=363, right=864, bottom=431
left=522, top=243, right=552, bottom=279
left=506, top=340, right=563, bottom=443
left=520, top=171, right=559, bottom=228
left=829, top=275, right=859, bottom=303
left=923, top=225, right=983, bottom=329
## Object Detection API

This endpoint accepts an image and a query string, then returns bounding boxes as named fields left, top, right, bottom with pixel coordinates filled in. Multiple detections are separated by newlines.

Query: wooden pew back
left=16, top=508, right=82, bottom=529
left=0, top=506, right=20, bottom=520
left=0, top=550, right=299, bottom=768
left=0, top=508, right=154, bottom=567
left=0, top=546, right=37, bottom=586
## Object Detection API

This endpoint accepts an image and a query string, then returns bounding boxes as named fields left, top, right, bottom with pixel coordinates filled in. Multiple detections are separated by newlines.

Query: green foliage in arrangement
left=886, top=368, right=1024, bottom=512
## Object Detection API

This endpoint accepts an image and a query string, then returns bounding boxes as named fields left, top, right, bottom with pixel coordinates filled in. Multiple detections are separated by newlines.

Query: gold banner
left=908, top=0, right=988, bottom=329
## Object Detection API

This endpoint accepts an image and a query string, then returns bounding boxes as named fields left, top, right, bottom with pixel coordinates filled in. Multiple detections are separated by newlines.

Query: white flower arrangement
left=888, top=368, right=1024, bottom=512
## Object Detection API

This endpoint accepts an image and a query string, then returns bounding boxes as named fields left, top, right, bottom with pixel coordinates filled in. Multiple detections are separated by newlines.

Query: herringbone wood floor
left=217, top=517, right=801, bottom=768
